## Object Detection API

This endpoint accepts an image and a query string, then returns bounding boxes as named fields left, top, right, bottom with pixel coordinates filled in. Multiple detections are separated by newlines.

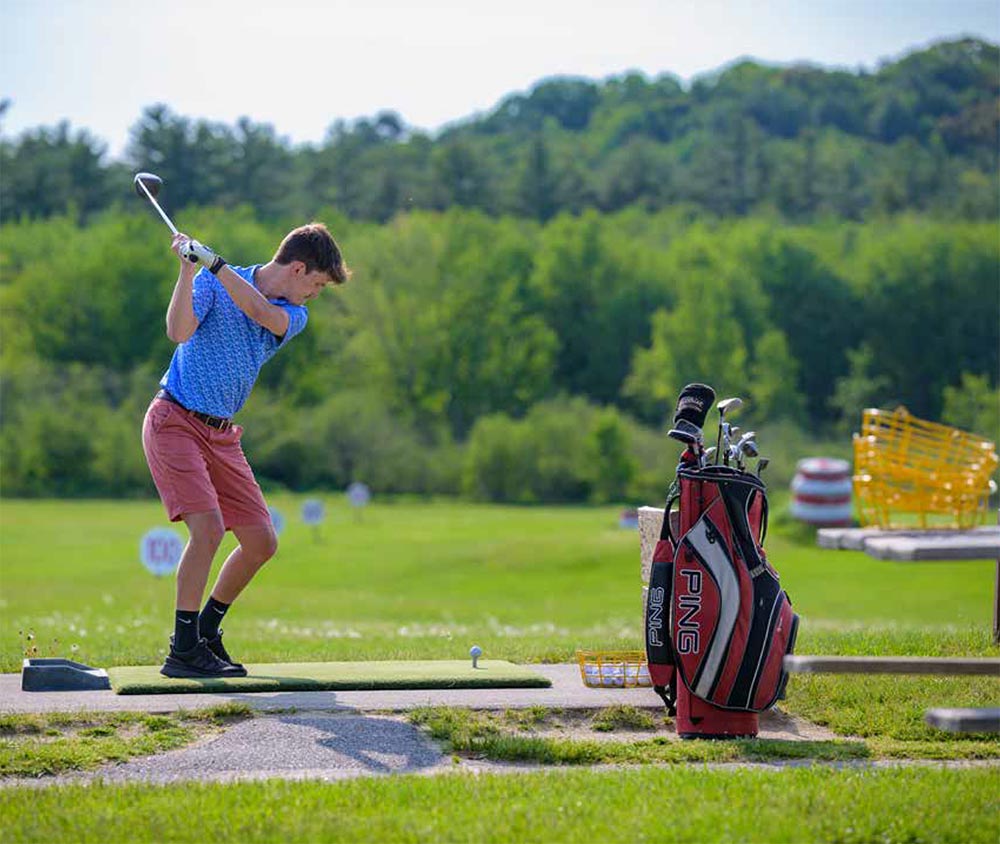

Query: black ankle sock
left=198, top=596, right=231, bottom=641
left=174, top=610, right=200, bottom=652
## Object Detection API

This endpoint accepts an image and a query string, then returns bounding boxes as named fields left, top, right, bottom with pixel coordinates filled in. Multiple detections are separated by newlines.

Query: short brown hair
left=274, top=223, right=351, bottom=285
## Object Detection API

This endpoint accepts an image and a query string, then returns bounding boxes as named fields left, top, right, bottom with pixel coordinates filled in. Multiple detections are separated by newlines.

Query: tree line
left=1, top=207, right=996, bottom=500
left=2, top=39, right=997, bottom=226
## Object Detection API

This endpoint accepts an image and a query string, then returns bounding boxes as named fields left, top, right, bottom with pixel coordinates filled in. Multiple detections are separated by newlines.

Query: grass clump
left=784, top=674, right=1000, bottom=750
left=502, top=706, right=551, bottom=731
left=0, top=707, right=253, bottom=778
left=409, top=706, right=869, bottom=765
left=590, top=704, right=656, bottom=732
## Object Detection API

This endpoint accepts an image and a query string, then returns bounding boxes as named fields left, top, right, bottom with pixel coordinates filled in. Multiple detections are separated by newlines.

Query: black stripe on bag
left=727, top=583, right=784, bottom=709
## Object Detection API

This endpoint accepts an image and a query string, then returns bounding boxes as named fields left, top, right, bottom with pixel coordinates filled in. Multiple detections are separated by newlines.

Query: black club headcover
left=672, top=383, right=716, bottom=430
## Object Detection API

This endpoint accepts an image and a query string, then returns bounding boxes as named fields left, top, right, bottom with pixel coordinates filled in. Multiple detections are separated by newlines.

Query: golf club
left=729, top=427, right=741, bottom=461
left=714, top=398, right=743, bottom=464
left=756, top=457, right=770, bottom=478
left=668, top=418, right=704, bottom=463
left=738, top=438, right=759, bottom=472
left=133, top=172, right=179, bottom=236
left=720, top=423, right=732, bottom=465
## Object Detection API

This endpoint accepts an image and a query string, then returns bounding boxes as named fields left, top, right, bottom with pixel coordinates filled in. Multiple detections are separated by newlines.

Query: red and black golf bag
left=645, top=457, right=799, bottom=738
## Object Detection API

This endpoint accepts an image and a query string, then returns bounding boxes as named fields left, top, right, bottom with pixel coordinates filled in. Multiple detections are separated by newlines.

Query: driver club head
left=717, top=397, right=743, bottom=417
left=714, top=397, right=744, bottom=464
left=133, top=172, right=163, bottom=198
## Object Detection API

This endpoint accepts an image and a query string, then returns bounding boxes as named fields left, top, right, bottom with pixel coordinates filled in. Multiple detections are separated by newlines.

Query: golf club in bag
left=646, top=385, right=799, bottom=739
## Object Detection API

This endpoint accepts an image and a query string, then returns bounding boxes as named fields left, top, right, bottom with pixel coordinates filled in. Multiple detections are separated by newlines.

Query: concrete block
left=21, top=658, right=111, bottom=692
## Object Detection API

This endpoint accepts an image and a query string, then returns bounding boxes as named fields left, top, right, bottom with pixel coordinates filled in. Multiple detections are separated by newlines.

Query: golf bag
left=645, top=456, right=799, bottom=737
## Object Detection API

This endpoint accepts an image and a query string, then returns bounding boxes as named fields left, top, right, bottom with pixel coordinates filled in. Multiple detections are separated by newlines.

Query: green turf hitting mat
left=107, top=660, right=551, bottom=695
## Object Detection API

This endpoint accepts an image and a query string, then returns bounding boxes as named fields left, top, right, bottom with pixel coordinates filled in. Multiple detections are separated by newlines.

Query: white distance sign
left=140, top=528, right=184, bottom=576
left=301, top=499, right=325, bottom=525
left=347, top=482, right=371, bottom=509
left=268, top=507, right=285, bottom=535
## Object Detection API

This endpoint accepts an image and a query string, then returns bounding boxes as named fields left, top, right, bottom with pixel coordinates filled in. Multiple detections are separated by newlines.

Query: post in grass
left=301, top=498, right=325, bottom=543
left=347, top=481, right=371, bottom=522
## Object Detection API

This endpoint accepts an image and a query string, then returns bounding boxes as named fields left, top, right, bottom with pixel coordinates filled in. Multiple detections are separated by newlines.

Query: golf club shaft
left=136, top=179, right=179, bottom=235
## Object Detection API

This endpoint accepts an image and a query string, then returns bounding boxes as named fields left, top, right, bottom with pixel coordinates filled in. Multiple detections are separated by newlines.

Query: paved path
left=76, top=713, right=449, bottom=785
left=3, top=710, right=993, bottom=790
left=0, top=664, right=658, bottom=714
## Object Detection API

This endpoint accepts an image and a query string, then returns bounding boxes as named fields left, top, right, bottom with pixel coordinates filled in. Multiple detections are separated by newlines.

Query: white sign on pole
left=268, top=507, right=285, bottom=535
left=347, top=482, right=371, bottom=509
left=140, top=528, right=184, bottom=577
left=301, top=498, right=325, bottom=526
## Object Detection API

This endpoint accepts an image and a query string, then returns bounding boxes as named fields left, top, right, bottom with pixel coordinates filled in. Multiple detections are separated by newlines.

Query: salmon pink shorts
left=142, top=398, right=271, bottom=529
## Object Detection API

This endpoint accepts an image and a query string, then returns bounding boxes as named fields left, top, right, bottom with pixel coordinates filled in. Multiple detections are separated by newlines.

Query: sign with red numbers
left=140, top=528, right=184, bottom=576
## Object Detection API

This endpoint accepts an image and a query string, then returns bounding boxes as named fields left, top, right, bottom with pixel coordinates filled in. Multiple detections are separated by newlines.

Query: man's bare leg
left=196, top=524, right=277, bottom=653
left=176, top=509, right=226, bottom=610
left=208, top=523, right=278, bottom=604
left=164, top=509, right=244, bottom=674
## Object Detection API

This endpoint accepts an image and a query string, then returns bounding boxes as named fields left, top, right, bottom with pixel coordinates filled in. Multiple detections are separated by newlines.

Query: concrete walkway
left=0, top=664, right=659, bottom=714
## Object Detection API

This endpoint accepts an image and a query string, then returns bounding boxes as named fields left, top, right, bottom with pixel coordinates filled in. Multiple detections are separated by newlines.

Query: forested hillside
left=2, top=39, right=997, bottom=224
left=1, top=39, right=997, bottom=502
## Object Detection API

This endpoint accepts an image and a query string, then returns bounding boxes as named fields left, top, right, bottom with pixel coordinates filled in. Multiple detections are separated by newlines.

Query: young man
left=143, top=224, right=349, bottom=678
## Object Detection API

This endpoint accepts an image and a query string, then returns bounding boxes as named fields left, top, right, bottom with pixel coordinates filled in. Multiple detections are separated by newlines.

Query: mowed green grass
left=2, top=767, right=997, bottom=844
left=1, top=495, right=997, bottom=673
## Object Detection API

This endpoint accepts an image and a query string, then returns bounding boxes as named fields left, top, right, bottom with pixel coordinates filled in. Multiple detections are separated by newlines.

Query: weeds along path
left=2, top=708, right=997, bottom=790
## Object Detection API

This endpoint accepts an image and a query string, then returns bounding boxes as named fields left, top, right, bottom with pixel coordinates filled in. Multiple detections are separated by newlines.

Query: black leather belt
left=155, top=389, right=233, bottom=431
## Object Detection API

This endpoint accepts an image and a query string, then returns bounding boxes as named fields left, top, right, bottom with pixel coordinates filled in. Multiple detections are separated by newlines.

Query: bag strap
left=662, top=495, right=680, bottom=545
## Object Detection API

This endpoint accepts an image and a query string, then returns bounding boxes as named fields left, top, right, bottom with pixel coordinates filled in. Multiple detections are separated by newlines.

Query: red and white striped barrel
left=790, top=457, right=852, bottom=526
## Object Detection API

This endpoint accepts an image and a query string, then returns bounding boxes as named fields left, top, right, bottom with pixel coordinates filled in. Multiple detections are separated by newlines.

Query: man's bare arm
left=213, top=265, right=290, bottom=337
left=166, top=234, right=200, bottom=343
left=178, top=237, right=290, bottom=337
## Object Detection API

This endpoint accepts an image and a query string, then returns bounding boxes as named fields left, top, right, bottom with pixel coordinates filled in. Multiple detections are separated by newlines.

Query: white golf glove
left=179, top=238, right=227, bottom=274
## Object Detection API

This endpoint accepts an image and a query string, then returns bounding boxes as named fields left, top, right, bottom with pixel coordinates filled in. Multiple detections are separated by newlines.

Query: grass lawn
left=1, top=497, right=996, bottom=841
left=2, top=495, right=997, bottom=674
left=2, top=767, right=997, bottom=843
left=2, top=496, right=997, bottom=749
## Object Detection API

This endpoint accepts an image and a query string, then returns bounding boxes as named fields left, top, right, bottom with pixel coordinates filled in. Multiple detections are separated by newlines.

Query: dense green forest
left=2, top=39, right=997, bottom=224
left=1, top=39, right=997, bottom=502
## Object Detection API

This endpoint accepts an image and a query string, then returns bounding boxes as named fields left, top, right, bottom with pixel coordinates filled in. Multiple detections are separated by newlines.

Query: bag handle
left=662, top=495, right=680, bottom=545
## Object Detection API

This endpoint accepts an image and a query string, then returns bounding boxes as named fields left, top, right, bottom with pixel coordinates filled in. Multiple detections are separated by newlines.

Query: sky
left=2, top=0, right=998, bottom=159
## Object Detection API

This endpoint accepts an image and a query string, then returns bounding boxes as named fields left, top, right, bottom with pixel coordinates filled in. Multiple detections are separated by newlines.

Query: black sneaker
left=161, top=638, right=246, bottom=679
left=204, top=630, right=246, bottom=674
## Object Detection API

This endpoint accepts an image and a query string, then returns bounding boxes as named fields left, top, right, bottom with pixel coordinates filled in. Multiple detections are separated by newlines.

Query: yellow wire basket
left=576, top=650, right=652, bottom=688
left=853, top=407, right=998, bottom=530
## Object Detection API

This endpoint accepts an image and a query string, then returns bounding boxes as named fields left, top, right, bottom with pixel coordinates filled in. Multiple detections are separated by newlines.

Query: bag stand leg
left=676, top=681, right=758, bottom=739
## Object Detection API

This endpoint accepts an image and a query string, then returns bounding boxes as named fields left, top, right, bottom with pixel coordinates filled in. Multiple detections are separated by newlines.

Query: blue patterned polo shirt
left=159, top=265, right=308, bottom=417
